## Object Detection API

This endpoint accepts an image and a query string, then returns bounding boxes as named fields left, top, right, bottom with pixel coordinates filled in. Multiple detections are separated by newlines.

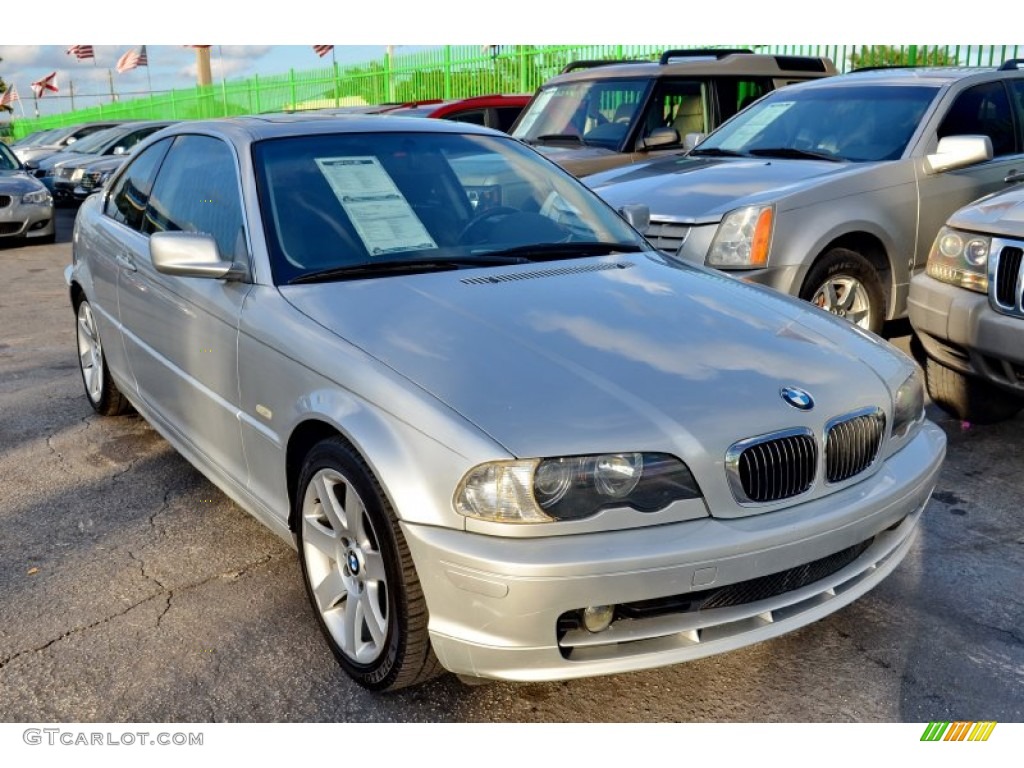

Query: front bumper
left=0, top=196, right=54, bottom=239
left=403, top=422, right=945, bottom=682
left=909, top=273, right=1024, bottom=396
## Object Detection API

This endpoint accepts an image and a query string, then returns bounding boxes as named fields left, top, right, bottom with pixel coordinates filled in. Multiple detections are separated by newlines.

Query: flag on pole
left=116, top=45, right=149, bottom=73
left=66, top=45, right=95, bottom=60
left=0, top=84, right=19, bottom=107
left=31, top=72, right=59, bottom=98
left=313, top=45, right=334, bottom=58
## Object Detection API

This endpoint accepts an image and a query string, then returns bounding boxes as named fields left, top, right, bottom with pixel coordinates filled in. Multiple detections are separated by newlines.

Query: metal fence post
left=289, top=69, right=297, bottom=111
left=443, top=46, right=452, bottom=100
left=907, top=45, right=918, bottom=66
left=253, top=74, right=261, bottom=114
left=334, top=61, right=340, bottom=107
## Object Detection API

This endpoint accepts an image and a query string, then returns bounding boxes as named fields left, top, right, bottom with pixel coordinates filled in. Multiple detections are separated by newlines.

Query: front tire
left=75, top=298, right=131, bottom=416
left=924, top=357, right=1024, bottom=424
left=800, top=248, right=885, bottom=335
left=295, top=438, right=442, bottom=691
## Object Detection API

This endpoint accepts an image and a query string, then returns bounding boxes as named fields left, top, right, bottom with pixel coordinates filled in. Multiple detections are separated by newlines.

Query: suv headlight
left=454, top=453, right=702, bottom=524
left=707, top=205, right=773, bottom=268
left=926, top=226, right=990, bottom=294
left=22, top=189, right=51, bottom=205
left=891, top=371, right=925, bottom=440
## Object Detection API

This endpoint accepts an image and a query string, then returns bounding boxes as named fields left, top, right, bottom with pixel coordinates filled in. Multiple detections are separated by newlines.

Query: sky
left=0, top=0, right=1012, bottom=124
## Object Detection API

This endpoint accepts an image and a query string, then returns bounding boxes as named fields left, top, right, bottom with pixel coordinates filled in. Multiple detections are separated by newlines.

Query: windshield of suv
left=255, top=131, right=651, bottom=284
left=695, top=84, right=940, bottom=162
left=513, top=79, right=651, bottom=150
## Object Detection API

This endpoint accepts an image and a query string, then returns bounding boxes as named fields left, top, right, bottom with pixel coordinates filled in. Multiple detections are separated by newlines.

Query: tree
left=849, top=46, right=956, bottom=70
left=0, top=55, right=11, bottom=114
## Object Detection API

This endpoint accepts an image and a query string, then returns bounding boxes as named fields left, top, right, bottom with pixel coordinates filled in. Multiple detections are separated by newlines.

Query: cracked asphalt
left=1, top=209, right=1021, bottom=722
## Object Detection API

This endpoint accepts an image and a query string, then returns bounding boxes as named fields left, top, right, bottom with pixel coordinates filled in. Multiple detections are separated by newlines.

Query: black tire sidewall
left=294, top=440, right=406, bottom=691
left=800, top=248, right=886, bottom=335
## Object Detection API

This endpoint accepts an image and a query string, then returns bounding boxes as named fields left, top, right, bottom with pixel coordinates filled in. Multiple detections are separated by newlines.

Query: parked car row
left=0, top=140, right=54, bottom=244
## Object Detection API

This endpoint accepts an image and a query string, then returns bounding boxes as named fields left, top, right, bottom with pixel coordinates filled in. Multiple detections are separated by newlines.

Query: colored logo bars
left=921, top=721, right=997, bottom=741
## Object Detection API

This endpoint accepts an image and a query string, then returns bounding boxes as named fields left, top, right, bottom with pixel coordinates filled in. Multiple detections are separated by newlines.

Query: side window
left=493, top=107, right=523, bottom=133
left=104, top=137, right=172, bottom=231
left=1008, top=80, right=1024, bottom=150
left=111, top=126, right=162, bottom=155
left=143, top=135, right=245, bottom=260
left=938, top=82, right=1016, bottom=157
left=448, top=109, right=487, bottom=126
left=718, top=77, right=773, bottom=120
left=638, top=80, right=708, bottom=142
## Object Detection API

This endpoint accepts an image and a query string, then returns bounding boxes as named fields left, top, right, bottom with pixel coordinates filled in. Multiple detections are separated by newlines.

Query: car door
left=117, top=133, right=252, bottom=486
left=916, top=79, right=1024, bottom=270
left=83, top=137, right=174, bottom=391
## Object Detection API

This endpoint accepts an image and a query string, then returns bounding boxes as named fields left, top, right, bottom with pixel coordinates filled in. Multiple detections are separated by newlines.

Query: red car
left=319, top=95, right=530, bottom=133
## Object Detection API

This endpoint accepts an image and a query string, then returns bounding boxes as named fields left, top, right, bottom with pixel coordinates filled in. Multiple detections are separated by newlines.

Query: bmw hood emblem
left=780, top=386, right=814, bottom=411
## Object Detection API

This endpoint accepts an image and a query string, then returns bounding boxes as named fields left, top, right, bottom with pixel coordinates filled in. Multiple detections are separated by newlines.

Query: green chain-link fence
left=8, top=44, right=1024, bottom=138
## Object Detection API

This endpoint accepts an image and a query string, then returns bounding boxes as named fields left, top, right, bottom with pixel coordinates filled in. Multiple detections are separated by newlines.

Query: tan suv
left=511, top=48, right=837, bottom=177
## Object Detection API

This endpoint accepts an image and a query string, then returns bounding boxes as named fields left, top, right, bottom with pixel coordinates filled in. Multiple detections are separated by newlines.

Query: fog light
left=582, top=605, right=615, bottom=633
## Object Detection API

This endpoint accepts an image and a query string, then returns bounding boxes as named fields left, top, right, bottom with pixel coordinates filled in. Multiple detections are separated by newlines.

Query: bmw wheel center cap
left=781, top=386, right=814, bottom=411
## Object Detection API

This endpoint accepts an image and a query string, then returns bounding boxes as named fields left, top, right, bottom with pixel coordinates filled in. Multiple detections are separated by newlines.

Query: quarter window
left=143, top=135, right=245, bottom=260
left=104, top=137, right=172, bottom=231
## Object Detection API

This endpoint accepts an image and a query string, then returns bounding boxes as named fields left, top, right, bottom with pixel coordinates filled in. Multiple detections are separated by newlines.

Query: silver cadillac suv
left=589, top=63, right=1024, bottom=335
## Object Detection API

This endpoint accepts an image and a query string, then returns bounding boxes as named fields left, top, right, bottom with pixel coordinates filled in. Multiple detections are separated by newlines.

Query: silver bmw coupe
left=67, top=115, right=946, bottom=691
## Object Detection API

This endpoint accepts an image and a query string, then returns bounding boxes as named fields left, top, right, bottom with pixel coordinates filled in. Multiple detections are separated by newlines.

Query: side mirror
left=683, top=132, right=705, bottom=151
left=639, top=126, right=680, bottom=151
left=925, top=135, right=993, bottom=174
left=151, top=231, right=245, bottom=280
left=618, top=204, right=650, bottom=233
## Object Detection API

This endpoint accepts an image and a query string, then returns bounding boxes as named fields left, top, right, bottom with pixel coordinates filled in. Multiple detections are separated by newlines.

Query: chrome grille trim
left=825, top=407, right=885, bottom=484
left=989, top=238, right=1024, bottom=317
left=644, top=220, right=691, bottom=254
left=725, top=427, right=817, bottom=505
left=460, top=261, right=632, bottom=285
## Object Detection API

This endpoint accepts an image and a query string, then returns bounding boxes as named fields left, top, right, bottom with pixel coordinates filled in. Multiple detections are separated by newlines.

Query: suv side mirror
left=639, top=127, right=680, bottom=151
left=618, top=204, right=650, bottom=232
left=926, top=135, right=993, bottom=174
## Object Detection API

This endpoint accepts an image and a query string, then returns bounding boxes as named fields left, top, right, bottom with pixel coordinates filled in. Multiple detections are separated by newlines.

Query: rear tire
left=295, top=437, right=443, bottom=691
left=800, top=248, right=886, bottom=335
left=924, top=357, right=1024, bottom=424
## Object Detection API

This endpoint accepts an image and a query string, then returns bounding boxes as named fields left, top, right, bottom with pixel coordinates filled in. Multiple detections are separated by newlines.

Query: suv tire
left=801, top=248, right=886, bottom=335
left=924, top=357, right=1024, bottom=424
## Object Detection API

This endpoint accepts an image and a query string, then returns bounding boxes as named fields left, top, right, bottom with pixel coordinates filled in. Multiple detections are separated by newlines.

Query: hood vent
left=460, top=261, right=633, bottom=286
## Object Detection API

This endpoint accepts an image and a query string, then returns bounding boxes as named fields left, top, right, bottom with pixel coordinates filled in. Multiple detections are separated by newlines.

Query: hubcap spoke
left=360, top=589, right=386, bottom=647
left=343, top=483, right=369, bottom=547
left=314, top=474, right=346, bottom=535
left=313, top=568, right=348, bottom=612
left=361, top=551, right=386, bottom=583
left=303, top=520, right=338, bottom=558
left=825, top=281, right=840, bottom=310
left=341, top=594, right=359, bottom=655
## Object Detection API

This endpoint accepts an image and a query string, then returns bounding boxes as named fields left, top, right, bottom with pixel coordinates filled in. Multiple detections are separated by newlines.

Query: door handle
left=1004, top=169, right=1024, bottom=185
left=115, top=252, right=137, bottom=271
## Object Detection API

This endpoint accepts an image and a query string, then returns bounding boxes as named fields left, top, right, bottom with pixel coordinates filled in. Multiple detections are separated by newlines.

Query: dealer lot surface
left=1, top=210, right=1021, bottom=722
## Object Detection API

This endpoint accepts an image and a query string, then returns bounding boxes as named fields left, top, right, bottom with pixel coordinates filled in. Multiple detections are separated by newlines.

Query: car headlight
left=925, top=226, right=990, bottom=294
left=21, top=189, right=51, bottom=205
left=454, top=452, right=702, bottom=524
left=706, top=205, right=773, bottom=267
left=891, top=371, right=925, bottom=440
left=71, top=168, right=85, bottom=182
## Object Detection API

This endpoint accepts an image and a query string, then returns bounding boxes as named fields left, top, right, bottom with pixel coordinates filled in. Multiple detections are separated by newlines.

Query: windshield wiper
left=747, top=147, right=842, bottom=162
left=482, top=241, right=644, bottom=262
left=531, top=133, right=590, bottom=146
left=288, top=255, right=527, bottom=285
left=688, top=147, right=748, bottom=157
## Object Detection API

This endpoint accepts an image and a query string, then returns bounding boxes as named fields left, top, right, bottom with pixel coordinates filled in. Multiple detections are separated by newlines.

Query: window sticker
left=719, top=101, right=796, bottom=150
left=315, top=156, right=437, bottom=256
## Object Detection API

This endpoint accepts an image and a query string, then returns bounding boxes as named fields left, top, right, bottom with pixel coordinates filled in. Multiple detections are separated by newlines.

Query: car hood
left=279, top=254, right=906, bottom=466
left=948, top=184, right=1024, bottom=239
left=529, top=143, right=633, bottom=177
left=0, top=171, right=48, bottom=194
left=587, top=155, right=861, bottom=222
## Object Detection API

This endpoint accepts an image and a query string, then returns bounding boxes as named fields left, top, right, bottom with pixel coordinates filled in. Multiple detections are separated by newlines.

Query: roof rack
left=850, top=65, right=923, bottom=73
left=999, top=59, right=1024, bottom=70
left=560, top=59, right=645, bottom=74
left=659, top=48, right=753, bottom=65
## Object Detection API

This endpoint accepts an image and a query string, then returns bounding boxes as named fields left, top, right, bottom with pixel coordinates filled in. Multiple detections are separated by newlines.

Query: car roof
left=792, top=66, right=1013, bottom=90
left=546, top=51, right=836, bottom=85
left=162, top=113, right=503, bottom=143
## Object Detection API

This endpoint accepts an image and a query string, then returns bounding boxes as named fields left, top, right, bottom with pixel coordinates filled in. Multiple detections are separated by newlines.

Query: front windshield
left=254, top=131, right=650, bottom=284
left=64, top=127, right=122, bottom=155
left=697, top=84, right=940, bottom=162
left=512, top=79, right=651, bottom=150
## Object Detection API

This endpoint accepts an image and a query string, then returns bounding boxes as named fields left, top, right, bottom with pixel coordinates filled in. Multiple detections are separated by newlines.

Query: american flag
left=66, top=45, right=95, bottom=60
left=0, top=84, right=19, bottom=107
left=31, top=72, right=59, bottom=98
left=313, top=45, right=334, bottom=58
left=116, top=45, right=149, bottom=73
